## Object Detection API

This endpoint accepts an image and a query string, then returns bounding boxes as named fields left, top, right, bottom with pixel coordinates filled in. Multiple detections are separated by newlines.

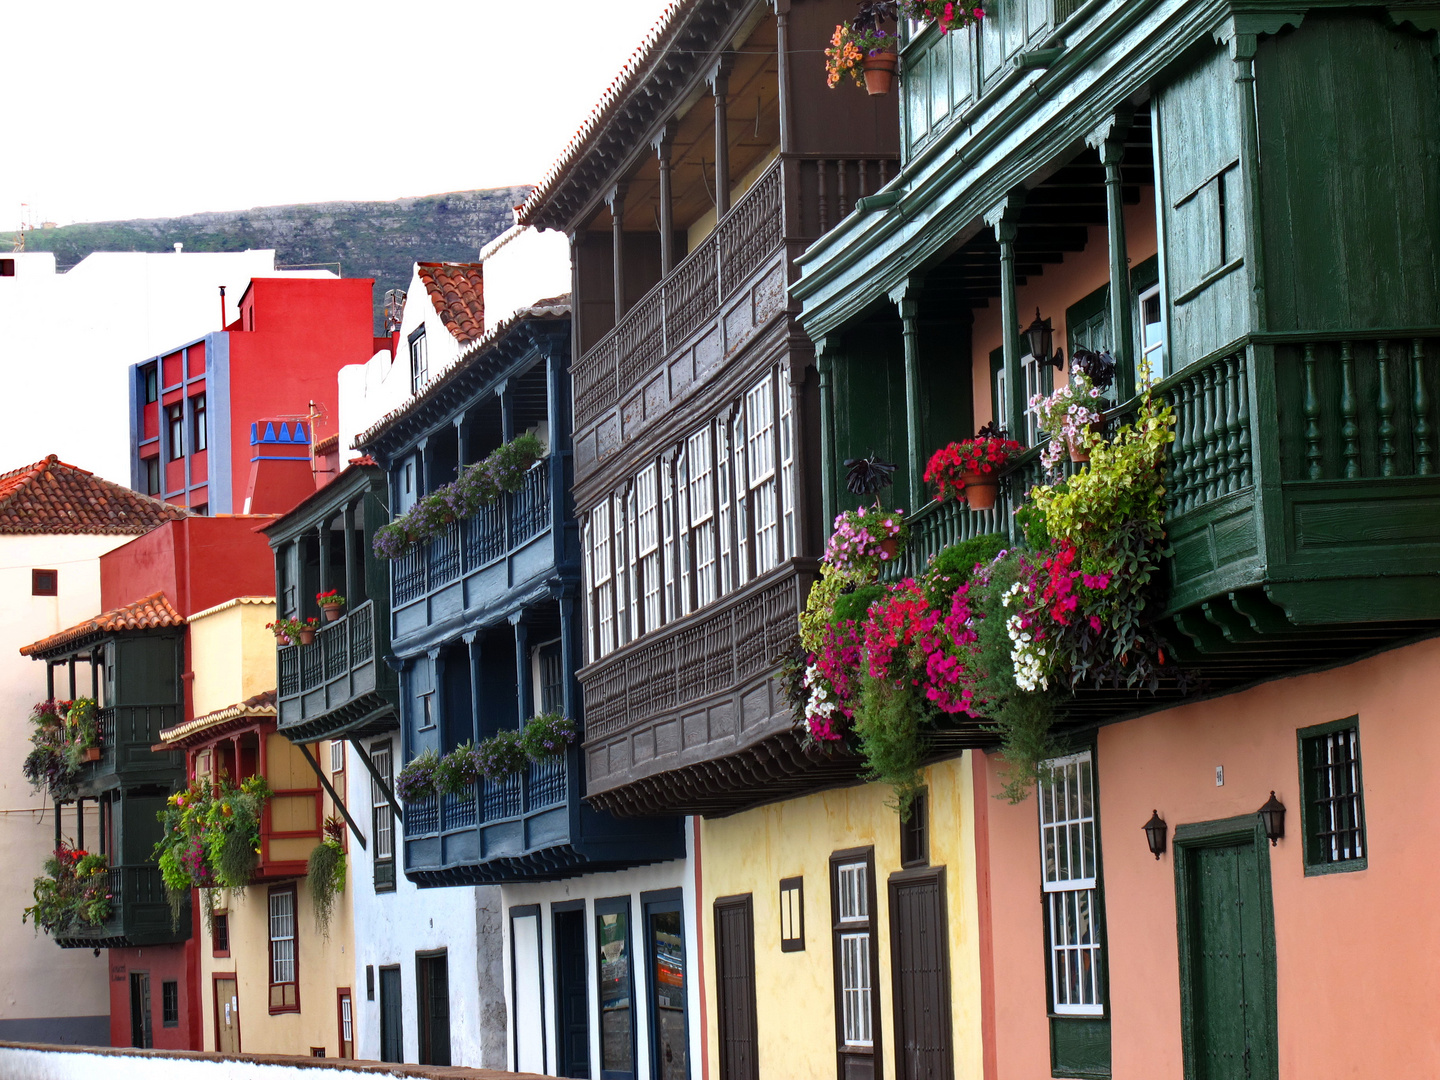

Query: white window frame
left=592, top=501, right=615, bottom=657
left=835, top=861, right=873, bottom=1048
left=1038, top=750, right=1104, bottom=1017
left=269, top=887, right=297, bottom=987
left=778, top=376, right=796, bottom=562
left=745, top=373, right=779, bottom=575
left=1138, top=283, right=1165, bottom=378
left=330, top=740, right=345, bottom=774
left=636, top=465, right=662, bottom=635
left=371, top=742, right=394, bottom=864
left=687, top=427, right=717, bottom=609
left=717, top=418, right=735, bottom=596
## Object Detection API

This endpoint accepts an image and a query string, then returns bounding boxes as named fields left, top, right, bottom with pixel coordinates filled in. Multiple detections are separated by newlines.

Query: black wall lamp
left=1142, top=810, right=1167, bottom=860
left=1258, top=791, right=1286, bottom=846
left=1024, top=308, right=1066, bottom=370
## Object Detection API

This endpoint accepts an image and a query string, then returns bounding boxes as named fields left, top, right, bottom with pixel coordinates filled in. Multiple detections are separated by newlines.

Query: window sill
left=1303, top=855, right=1367, bottom=877
left=269, top=1005, right=301, bottom=1016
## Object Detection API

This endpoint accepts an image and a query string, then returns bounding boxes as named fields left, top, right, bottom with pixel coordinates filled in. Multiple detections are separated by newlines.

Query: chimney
left=174, top=242, right=183, bottom=253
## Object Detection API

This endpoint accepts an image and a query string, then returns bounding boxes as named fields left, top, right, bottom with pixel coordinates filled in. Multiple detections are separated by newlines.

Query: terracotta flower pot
left=321, top=604, right=344, bottom=622
left=879, top=537, right=900, bottom=559
left=298, top=628, right=316, bottom=646
left=275, top=633, right=292, bottom=647
left=962, top=470, right=1000, bottom=510
left=81, top=747, right=101, bottom=763
left=863, top=51, right=898, bottom=95
left=1068, top=438, right=1090, bottom=463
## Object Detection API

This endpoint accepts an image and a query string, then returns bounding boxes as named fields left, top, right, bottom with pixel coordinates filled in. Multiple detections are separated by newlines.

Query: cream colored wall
left=188, top=599, right=276, bottom=715
left=685, top=146, right=782, bottom=254
left=700, top=754, right=983, bottom=1080
left=0, top=533, right=132, bottom=1029
left=198, top=738, right=356, bottom=1057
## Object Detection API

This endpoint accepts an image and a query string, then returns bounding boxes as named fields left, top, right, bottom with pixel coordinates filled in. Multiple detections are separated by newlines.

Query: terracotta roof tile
left=417, top=262, right=486, bottom=344
left=312, top=433, right=340, bottom=454
left=0, top=455, right=189, bottom=535
left=20, top=591, right=185, bottom=657
left=159, top=689, right=277, bottom=746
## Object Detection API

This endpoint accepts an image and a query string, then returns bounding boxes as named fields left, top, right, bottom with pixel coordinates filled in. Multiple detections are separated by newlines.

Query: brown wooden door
left=889, top=869, right=954, bottom=1080
left=714, top=895, right=759, bottom=1080
left=214, top=976, right=240, bottom=1054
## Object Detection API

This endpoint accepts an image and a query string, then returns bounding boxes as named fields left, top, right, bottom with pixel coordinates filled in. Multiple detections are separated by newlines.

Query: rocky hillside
left=1, top=186, right=531, bottom=329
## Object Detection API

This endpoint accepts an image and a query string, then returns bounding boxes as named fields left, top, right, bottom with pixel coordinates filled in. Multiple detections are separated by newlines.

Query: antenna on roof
left=383, top=289, right=407, bottom=334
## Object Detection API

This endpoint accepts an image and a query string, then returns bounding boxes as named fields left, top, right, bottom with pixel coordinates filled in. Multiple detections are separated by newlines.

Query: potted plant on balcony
left=904, top=0, right=985, bottom=35
left=316, top=590, right=347, bottom=622
left=488, top=432, right=546, bottom=493
left=65, top=698, right=101, bottom=763
left=435, top=741, right=481, bottom=796
left=475, top=729, right=528, bottom=783
left=23, top=844, right=112, bottom=937
left=395, top=747, right=441, bottom=803
left=154, top=775, right=273, bottom=927
left=924, top=428, right=1026, bottom=510
left=520, top=712, right=578, bottom=760
left=825, top=503, right=910, bottom=573
left=307, top=816, right=347, bottom=937
left=22, top=699, right=84, bottom=801
left=826, top=17, right=899, bottom=95
left=1033, top=370, right=1106, bottom=466
left=295, top=617, right=320, bottom=646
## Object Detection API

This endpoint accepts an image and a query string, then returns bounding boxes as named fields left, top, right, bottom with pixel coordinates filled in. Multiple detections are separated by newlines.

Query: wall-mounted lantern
left=1258, top=791, right=1286, bottom=846
left=1142, top=810, right=1167, bottom=860
left=1024, top=308, right=1066, bottom=370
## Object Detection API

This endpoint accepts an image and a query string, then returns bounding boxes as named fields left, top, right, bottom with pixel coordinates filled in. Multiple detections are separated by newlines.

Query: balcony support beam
left=608, top=185, right=628, bottom=322
left=1089, top=110, right=1136, bottom=400
left=710, top=58, right=733, bottom=216
left=511, top=613, right=533, bottom=722
left=298, top=742, right=366, bottom=849
left=464, top=632, right=482, bottom=744
left=557, top=589, right=579, bottom=722
left=890, top=277, right=927, bottom=511
left=317, top=522, right=331, bottom=609
left=987, top=192, right=1027, bottom=449
left=654, top=127, right=675, bottom=276
left=350, top=738, right=403, bottom=825
left=816, top=341, right=837, bottom=528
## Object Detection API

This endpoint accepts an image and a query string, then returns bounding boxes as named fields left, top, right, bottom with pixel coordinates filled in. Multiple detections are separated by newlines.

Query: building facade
left=793, top=3, right=1440, bottom=1078
left=128, top=276, right=390, bottom=515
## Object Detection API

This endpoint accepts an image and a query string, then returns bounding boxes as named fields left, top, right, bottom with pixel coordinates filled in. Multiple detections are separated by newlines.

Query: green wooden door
left=1183, top=839, right=1276, bottom=1080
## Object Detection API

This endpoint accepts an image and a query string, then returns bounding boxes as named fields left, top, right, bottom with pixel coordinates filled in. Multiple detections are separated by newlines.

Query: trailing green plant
left=434, top=742, right=480, bottom=796
left=372, top=431, right=547, bottom=559
left=519, top=712, right=578, bottom=760
left=831, top=583, right=888, bottom=627
left=851, top=673, right=927, bottom=818
left=395, top=748, right=441, bottom=802
left=22, top=844, right=112, bottom=937
left=307, top=817, right=347, bottom=937
left=475, top=729, right=528, bottom=782
left=920, top=533, right=1007, bottom=610
left=153, top=776, right=272, bottom=928
left=22, top=699, right=98, bottom=802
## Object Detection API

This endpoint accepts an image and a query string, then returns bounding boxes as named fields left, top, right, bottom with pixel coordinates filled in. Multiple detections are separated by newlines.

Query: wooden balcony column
left=45, top=661, right=54, bottom=700
left=711, top=56, right=734, bottom=215
left=53, top=798, right=61, bottom=849
left=317, top=520, right=331, bottom=602
left=67, top=656, right=77, bottom=700
left=654, top=125, right=675, bottom=276
left=344, top=499, right=360, bottom=608
left=454, top=410, right=472, bottom=468
left=1089, top=110, right=1137, bottom=400
left=815, top=339, right=838, bottom=527
left=555, top=587, right=579, bottom=721
left=497, top=379, right=515, bottom=443
left=75, top=795, right=84, bottom=851
left=608, top=184, right=628, bottom=322
left=417, top=435, right=433, bottom=497
left=510, top=611, right=533, bottom=722
left=463, top=633, right=482, bottom=744
left=986, top=192, right=1028, bottom=447
left=89, top=652, right=99, bottom=700
left=775, top=0, right=794, bottom=152
left=890, top=275, right=928, bottom=510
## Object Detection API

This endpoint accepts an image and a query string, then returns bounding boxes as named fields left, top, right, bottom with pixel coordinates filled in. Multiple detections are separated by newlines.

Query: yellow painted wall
left=685, top=146, right=782, bottom=253
left=700, top=754, right=983, bottom=1080
left=188, top=599, right=276, bottom=715
left=197, top=738, right=357, bottom=1058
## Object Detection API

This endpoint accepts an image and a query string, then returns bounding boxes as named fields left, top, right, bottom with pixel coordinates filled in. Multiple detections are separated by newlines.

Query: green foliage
left=921, top=533, right=1007, bottom=610
left=434, top=741, right=480, bottom=796
left=307, top=838, right=347, bottom=938
left=800, top=562, right=868, bottom=656
left=519, top=712, right=578, bottom=759
left=489, top=433, right=545, bottom=492
left=23, top=845, right=112, bottom=937
left=831, top=584, right=888, bottom=627
left=153, top=776, right=273, bottom=927
left=852, top=674, right=926, bottom=819
left=22, top=699, right=99, bottom=802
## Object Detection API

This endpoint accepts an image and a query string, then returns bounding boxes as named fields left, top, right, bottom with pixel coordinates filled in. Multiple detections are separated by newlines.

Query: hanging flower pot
left=1068, top=437, right=1090, bottom=463
left=863, top=51, right=898, bottom=95
left=879, top=537, right=900, bottom=559
left=961, top=470, right=1000, bottom=510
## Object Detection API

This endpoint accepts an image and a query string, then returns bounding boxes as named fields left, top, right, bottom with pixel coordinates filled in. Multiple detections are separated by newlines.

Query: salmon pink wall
left=977, top=637, right=1440, bottom=1079
left=107, top=933, right=198, bottom=1049
left=971, top=190, right=1158, bottom=428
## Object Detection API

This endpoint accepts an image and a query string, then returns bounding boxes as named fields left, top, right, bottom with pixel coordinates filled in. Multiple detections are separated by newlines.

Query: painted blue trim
left=127, top=365, right=142, bottom=494
left=208, top=333, right=233, bottom=514
left=250, top=454, right=312, bottom=462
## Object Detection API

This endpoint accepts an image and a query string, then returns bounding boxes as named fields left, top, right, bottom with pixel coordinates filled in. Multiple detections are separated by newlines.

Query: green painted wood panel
left=1050, top=1016, right=1111, bottom=1079
left=1256, top=14, right=1440, bottom=332
left=834, top=325, right=910, bottom=511
left=1157, top=47, right=1252, bottom=366
left=1188, top=842, right=1275, bottom=1080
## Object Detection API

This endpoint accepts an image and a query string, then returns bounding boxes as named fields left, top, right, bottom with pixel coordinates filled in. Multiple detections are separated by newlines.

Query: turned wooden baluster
left=1202, top=365, right=1220, bottom=502
left=1237, top=351, right=1253, bottom=487
left=1413, top=338, right=1432, bottom=476
left=817, top=161, right=830, bottom=234
left=838, top=160, right=850, bottom=219
left=1302, top=343, right=1323, bottom=479
left=1376, top=338, right=1396, bottom=477
left=1224, top=355, right=1243, bottom=492
left=1169, top=380, right=1189, bottom=512
left=1340, top=340, right=1360, bottom=479
left=1183, top=375, right=1201, bottom=511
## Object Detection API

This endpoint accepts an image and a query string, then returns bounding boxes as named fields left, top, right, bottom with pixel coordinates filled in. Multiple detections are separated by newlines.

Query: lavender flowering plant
left=434, top=742, right=481, bottom=796
left=520, top=712, right=578, bottom=760
left=395, top=748, right=441, bottom=802
left=475, top=729, right=528, bottom=782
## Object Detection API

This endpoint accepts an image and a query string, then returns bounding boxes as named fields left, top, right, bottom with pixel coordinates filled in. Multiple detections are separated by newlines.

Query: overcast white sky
left=7, top=0, right=673, bottom=226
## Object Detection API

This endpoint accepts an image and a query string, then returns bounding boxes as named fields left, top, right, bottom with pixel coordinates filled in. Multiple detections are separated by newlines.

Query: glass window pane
left=597, top=908, right=633, bottom=1074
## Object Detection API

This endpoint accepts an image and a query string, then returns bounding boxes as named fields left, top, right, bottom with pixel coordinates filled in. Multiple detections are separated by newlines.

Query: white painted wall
left=347, top=733, right=504, bottom=1068
left=500, top=838, right=698, bottom=1080
left=0, top=531, right=138, bottom=1040
left=0, top=250, right=332, bottom=484
left=477, top=226, right=571, bottom=329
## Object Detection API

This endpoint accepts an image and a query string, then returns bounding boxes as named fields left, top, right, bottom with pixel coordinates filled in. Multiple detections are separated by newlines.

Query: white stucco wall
left=500, top=837, right=698, bottom=1080
left=347, top=734, right=504, bottom=1068
left=0, top=250, right=332, bottom=484
left=477, top=227, right=571, bottom=329
left=0, top=532, right=139, bottom=1039
left=0, top=1044, right=546, bottom=1079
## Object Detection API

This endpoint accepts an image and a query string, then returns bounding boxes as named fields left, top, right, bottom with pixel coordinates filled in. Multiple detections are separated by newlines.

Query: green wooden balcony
left=890, top=328, right=1440, bottom=713
left=52, top=864, right=190, bottom=950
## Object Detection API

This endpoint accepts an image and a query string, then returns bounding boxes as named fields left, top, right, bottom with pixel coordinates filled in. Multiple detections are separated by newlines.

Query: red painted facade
left=133, top=277, right=385, bottom=515
left=107, top=908, right=203, bottom=1050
